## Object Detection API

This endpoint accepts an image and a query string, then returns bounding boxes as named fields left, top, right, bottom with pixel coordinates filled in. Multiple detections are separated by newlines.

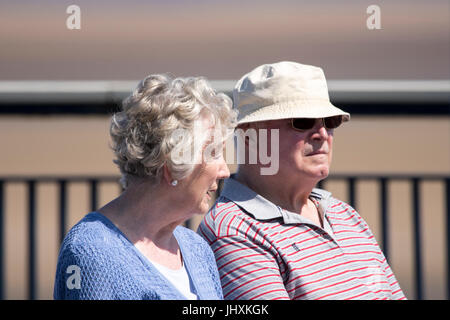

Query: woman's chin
left=198, top=198, right=213, bottom=215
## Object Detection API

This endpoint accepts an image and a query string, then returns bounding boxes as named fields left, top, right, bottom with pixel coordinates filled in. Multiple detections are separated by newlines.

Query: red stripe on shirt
left=216, top=245, right=260, bottom=262
left=293, top=272, right=387, bottom=299
left=213, top=239, right=250, bottom=253
left=287, top=265, right=381, bottom=290
left=234, top=281, right=285, bottom=300
left=222, top=266, right=280, bottom=289
left=224, top=273, right=282, bottom=299
left=251, top=289, right=289, bottom=300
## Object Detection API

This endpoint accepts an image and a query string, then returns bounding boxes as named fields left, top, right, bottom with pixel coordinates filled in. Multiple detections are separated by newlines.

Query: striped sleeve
left=355, top=207, right=406, bottom=300
left=209, top=235, right=289, bottom=300
left=332, top=202, right=407, bottom=300
left=378, top=250, right=406, bottom=300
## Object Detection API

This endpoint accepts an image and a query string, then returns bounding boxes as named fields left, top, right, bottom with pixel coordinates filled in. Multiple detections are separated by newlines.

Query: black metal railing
left=0, top=175, right=120, bottom=300
left=320, top=174, right=450, bottom=300
left=0, top=174, right=449, bottom=300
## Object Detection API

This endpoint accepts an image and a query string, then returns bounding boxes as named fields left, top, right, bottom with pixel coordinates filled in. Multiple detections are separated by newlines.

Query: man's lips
left=307, top=150, right=328, bottom=156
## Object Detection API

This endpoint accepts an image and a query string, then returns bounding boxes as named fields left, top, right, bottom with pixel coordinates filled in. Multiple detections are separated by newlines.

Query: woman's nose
left=217, top=155, right=230, bottom=179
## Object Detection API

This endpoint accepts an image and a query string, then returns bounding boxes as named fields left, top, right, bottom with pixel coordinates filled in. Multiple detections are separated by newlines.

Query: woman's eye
left=211, top=148, right=221, bottom=158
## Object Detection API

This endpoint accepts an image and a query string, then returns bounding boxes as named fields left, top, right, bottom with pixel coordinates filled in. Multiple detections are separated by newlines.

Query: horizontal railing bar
left=323, top=174, right=450, bottom=180
left=0, top=176, right=120, bottom=183
left=0, top=174, right=449, bottom=183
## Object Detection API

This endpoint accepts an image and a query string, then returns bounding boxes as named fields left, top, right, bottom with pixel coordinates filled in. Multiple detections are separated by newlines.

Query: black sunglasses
left=291, top=115, right=343, bottom=131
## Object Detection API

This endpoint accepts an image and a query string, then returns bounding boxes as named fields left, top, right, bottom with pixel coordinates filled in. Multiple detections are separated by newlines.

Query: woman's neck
left=97, top=180, right=183, bottom=257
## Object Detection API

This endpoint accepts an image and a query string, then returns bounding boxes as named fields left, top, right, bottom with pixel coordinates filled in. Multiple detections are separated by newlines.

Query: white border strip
left=327, top=80, right=450, bottom=92
left=0, top=80, right=448, bottom=93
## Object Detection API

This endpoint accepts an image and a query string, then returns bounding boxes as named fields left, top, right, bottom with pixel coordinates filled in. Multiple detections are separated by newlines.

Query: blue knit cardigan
left=53, top=212, right=223, bottom=300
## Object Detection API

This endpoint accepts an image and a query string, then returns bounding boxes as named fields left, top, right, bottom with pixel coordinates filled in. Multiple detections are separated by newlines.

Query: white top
left=149, top=259, right=198, bottom=300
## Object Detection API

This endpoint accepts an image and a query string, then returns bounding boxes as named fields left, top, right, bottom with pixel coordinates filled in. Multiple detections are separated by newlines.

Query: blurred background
left=0, top=0, right=449, bottom=300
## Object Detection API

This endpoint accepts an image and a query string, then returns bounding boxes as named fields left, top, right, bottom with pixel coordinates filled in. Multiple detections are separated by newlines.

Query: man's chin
left=310, top=166, right=330, bottom=180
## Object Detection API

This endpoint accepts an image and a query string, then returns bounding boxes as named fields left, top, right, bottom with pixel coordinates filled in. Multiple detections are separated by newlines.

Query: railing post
left=446, top=178, right=450, bottom=300
left=117, top=181, right=124, bottom=196
left=90, top=179, right=98, bottom=212
left=0, top=180, right=4, bottom=300
left=184, top=219, right=191, bottom=230
left=59, top=180, right=67, bottom=245
left=317, top=179, right=325, bottom=190
left=348, top=177, right=356, bottom=209
left=27, top=180, right=36, bottom=300
left=412, top=178, right=423, bottom=300
left=380, top=177, right=389, bottom=261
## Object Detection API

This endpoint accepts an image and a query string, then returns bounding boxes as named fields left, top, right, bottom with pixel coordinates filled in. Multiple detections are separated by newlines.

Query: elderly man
left=198, top=61, right=405, bottom=300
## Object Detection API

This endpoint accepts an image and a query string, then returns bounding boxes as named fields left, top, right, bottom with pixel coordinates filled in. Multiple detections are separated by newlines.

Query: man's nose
left=311, top=120, right=329, bottom=140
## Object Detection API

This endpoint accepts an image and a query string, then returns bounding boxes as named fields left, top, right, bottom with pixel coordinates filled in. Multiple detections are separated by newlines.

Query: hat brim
left=237, top=100, right=350, bottom=124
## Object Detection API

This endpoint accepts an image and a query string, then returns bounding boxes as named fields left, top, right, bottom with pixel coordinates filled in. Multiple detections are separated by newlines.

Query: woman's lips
left=206, top=189, right=217, bottom=198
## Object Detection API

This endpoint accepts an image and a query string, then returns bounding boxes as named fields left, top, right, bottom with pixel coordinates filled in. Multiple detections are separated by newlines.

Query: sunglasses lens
left=292, top=118, right=316, bottom=130
left=324, top=115, right=343, bottom=129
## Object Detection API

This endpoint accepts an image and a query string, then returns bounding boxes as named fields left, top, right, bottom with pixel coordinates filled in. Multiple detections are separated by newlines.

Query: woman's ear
left=162, top=163, right=174, bottom=186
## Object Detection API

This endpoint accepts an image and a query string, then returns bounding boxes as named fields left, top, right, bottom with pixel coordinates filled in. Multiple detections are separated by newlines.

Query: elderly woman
left=54, top=74, right=236, bottom=299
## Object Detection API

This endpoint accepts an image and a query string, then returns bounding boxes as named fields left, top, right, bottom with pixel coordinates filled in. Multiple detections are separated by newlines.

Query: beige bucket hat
left=233, top=61, right=350, bottom=124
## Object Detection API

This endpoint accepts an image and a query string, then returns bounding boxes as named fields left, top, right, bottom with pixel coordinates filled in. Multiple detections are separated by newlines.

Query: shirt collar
left=220, top=177, right=281, bottom=220
left=220, top=176, right=333, bottom=224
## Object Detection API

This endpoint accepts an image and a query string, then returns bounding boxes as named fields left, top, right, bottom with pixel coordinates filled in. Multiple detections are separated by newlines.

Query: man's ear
left=236, top=123, right=247, bottom=130
left=237, top=123, right=252, bottom=146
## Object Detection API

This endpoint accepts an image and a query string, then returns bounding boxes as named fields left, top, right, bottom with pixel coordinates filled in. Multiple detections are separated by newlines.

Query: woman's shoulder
left=56, top=212, right=135, bottom=282
left=174, top=225, right=217, bottom=263
left=174, top=225, right=209, bottom=247
left=60, top=212, right=126, bottom=255
left=175, top=225, right=220, bottom=282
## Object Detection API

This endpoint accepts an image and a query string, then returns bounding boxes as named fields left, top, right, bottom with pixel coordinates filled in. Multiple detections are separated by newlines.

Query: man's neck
left=234, top=167, right=318, bottom=214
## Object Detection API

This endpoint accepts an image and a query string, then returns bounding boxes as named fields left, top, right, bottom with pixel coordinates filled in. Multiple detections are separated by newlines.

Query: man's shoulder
left=316, top=191, right=368, bottom=229
left=199, top=197, right=250, bottom=239
left=210, top=196, right=246, bottom=221
left=319, top=194, right=357, bottom=214
left=311, top=187, right=354, bottom=211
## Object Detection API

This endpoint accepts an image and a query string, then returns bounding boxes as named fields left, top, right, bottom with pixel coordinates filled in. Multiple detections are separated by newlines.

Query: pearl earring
left=171, top=180, right=178, bottom=186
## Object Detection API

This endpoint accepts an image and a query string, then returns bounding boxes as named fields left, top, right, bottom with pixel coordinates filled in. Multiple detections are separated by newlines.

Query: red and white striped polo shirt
left=198, top=177, right=406, bottom=300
